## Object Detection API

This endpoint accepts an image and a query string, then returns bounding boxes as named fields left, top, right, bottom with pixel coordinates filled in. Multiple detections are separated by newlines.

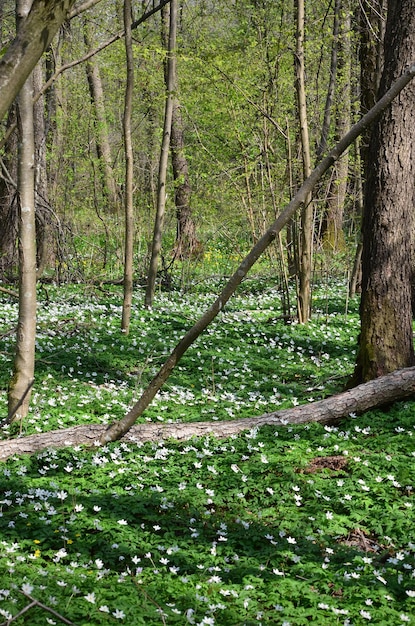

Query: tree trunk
left=294, top=0, right=313, bottom=323
left=145, top=0, right=177, bottom=308
left=353, top=0, right=415, bottom=383
left=83, top=21, right=119, bottom=214
left=316, top=0, right=340, bottom=159
left=7, top=0, right=37, bottom=423
left=100, top=67, right=415, bottom=444
left=323, top=0, right=351, bottom=252
left=358, top=0, right=387, bottom=166
left=33, top=61, right=51, bottom=278
left=171, top=96, right=199, bottom=260
left=0, top=0, right=77, bottom=122
left=2, top=365, right=415, bottom=461
left=0, top=106, right=19, bottom=278
left=121, top=0, right=134, bottom=334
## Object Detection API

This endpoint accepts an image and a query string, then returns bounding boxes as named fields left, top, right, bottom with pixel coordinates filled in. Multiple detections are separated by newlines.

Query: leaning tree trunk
left=353, top=0, right=415, bottom=383
left=145, top=0, right=177, bottom=309
left=0, top=0, right=77, bottom=122
left=2, top=366, right=415, bottom=461
left=7, top=0, right=37, bottom=423
left=100, top=66, right=415, bottom=444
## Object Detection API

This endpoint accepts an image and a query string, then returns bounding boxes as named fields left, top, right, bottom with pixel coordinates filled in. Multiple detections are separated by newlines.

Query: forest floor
left=0, top=277, right=414, bottom=625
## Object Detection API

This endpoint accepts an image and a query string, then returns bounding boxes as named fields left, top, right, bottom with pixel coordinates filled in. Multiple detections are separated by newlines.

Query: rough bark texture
left=354, top=0, right=415, bottom=382
left=358, top=0, right=386, bottom=165
left=2, top=366, right=415, bottom=461
left=171, top=97, right=199, bottom=260
left=0, top=0, right=78, bottom=122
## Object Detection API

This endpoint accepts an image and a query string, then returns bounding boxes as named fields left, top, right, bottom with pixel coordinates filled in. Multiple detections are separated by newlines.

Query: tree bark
left=0, top=106, right=19, bottom=277
left=7, top=0, right=37, bottom=422
left=100, top=65, right=415, bottom=444
left=294, top=0, right=313, bottom=323
left=33, top=61, right=51, bottom=278
left=0, top=0, right=78, bottom=122
left=353, top=0, right=415, bottom=383
left=358, top=0, right=386, bottom=167
left=83, top=21, right=119, bottom=215
left=316, top=0, right=340, bottom=159
left=145, top=0, right=177, bottom=309
left=323, top=0, right=351, bottom=252
left=2, top=366, right=415, bottom=461
left=120, top=0, right=134, bottom=334
left=169, top=6, right=198, bottom=262
left=171, top=97, right=198, bottom=260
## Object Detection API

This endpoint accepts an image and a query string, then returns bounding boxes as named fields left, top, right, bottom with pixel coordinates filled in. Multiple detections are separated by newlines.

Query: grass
left=0, top=277, right=414, bottom=625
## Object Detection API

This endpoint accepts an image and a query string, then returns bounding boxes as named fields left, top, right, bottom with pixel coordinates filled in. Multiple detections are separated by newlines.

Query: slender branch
left=0, top=286, right=19, bottom=298
left=69, top=0, right=104, bottom=19
left=0, top=591, right=76, bottom=626
left=38, top=0, right=172, bottom=99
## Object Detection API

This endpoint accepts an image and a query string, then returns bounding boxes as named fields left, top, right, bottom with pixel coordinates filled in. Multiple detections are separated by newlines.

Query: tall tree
left=323, top=0, right=351, bottom=252
left=0, top=106, right=19, bottom=277
left=33, top=61, right=51, bottom=277
left=353, top=0, right=415, bottom=382
left=294, top=0, right=313, bottom=323
left=8, top=0, right=37, bottom=422
left=170, top=6, right=198, bottom=260
left=145, top=0, right=177, bottom=309
left=83, top=20, right=119, bottom=214
left=349, top=0, right=386, bottom=296
left=121, top=0, right=134, bottom=334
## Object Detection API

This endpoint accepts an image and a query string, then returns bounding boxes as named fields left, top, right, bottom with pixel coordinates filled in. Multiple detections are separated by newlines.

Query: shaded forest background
left=0, top=0, right=375, bottom=289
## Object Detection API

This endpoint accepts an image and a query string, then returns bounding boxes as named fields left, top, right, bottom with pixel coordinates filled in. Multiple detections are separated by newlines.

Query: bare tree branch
left=38, top=0, right=172, bottom=100
left=0, top=0, right=78, bottom=121
left=69, top=0, right=103, bottom=19
left=0, top=591, right=76, bottom=626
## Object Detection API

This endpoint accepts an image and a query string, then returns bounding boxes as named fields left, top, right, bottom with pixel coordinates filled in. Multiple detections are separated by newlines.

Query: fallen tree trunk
left=1, top=366, right=415, bottom=461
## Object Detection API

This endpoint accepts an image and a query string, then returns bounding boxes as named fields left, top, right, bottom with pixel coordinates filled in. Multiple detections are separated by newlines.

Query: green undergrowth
left=0, top=278, right=414, bottom=625
left=0, top=278, right=357, bottom=436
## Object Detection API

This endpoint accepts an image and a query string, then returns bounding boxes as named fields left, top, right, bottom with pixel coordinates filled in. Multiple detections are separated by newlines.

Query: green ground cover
left=0, top=278, right=414, bottom=625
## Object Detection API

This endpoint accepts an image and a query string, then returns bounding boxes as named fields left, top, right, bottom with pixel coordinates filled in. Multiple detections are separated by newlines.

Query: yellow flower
left=34, top=539, right=41, bottom=544
left=34, top=549, right=41, bottom=558
left=67, top=539, right=73, bottom=544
